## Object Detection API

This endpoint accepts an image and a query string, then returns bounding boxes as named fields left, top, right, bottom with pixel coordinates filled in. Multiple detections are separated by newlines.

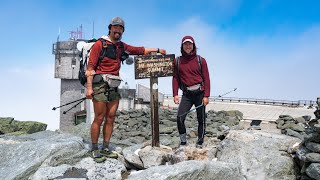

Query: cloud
left=0, top=63, right=60, bottom=131
left=123, top=17, right=319, bottom=101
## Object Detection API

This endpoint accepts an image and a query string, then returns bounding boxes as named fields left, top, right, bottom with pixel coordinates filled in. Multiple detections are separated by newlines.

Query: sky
left=0, top=0, right=319, bottom=131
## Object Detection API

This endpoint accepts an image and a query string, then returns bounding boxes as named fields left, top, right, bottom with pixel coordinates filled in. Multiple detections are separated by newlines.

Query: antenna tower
left=69, top=24, right=83, bottom=40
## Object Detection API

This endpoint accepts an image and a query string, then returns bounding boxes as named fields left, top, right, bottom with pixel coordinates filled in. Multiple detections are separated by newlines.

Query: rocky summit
left=1, top=108, right=318, bottom=180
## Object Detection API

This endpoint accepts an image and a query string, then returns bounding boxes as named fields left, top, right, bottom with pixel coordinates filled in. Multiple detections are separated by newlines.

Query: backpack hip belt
left=186, top=84, right=202, bottom=91
left=101, top=74, right=122, bottom=88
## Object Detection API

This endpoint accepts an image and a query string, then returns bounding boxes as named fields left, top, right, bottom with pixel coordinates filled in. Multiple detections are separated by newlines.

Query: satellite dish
left=76, top=41, right=86, bottom=51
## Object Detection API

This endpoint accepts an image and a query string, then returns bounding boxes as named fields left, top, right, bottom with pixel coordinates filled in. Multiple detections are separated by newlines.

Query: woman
left=172, top=35, right=211, bottom=148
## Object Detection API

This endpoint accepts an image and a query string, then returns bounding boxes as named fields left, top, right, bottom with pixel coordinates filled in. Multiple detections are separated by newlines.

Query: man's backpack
left=78, top=38, right=128, bottom=86
left=175, top=55, right=203, bottom=91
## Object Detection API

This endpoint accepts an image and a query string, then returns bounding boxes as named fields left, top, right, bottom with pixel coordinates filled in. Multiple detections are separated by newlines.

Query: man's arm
left=123, top=43, right=166, bottom=56
left=144, top=48, right=166, bottom=55
left=86, top=70, right=95, bottom=99
left=86, top=41, right=101, bottom=99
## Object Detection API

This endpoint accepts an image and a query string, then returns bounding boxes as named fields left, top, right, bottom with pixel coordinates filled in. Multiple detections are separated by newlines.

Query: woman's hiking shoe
left=196, top=139, right=203, bottom=149
left=180, top=141, right=187, bottom=147
left=196, top=143, right=203, bottom=149
left=91, top=150, right=106, bottom=163
left=100, top=149, right=118, bottom=158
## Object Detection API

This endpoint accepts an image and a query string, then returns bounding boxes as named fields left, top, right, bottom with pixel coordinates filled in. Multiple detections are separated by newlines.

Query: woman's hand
left=174, top=95, right=180, bottom=104
left=202, top=97, right=209, bottom=106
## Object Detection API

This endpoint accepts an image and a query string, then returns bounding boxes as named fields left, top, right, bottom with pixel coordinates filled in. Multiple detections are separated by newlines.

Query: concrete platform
left=162, top=98, right=316, bottom=122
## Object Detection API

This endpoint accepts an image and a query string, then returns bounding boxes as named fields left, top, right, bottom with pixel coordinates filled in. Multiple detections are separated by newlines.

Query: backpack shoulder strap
left=176, top=56, right=186, bottom=90
left=197, top=55, right=204, bottom=85
left=95, top=38, right=108, bottom=67
left=99, top=39, right=107, bottom=60
left=119, top=41, right=124, bottom=48
left=119, top=41, right=125, bottom=64
left=197, top=55, right=202, bottom=72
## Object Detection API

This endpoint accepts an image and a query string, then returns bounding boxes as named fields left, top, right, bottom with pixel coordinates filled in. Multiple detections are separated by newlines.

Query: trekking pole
left=51, top=91, right=104, bottom=111
left=178, top=104, right=204, bottom=117
left=213, top=88, right=237, bottom=100
left=177, top=88, right=237, bottom=117
left=63, top=98, right=86, bottom=114
left=52, top=97, right=86, bottom=111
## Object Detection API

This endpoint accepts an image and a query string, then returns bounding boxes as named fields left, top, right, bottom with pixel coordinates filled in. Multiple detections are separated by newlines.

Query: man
left=86, top=17, right=166, bottom=162
left=172, top=35, right=210, bottom=148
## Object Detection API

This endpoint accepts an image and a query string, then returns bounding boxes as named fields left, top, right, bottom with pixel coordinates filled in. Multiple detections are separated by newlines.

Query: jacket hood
left=181, top=35, right=197, bottom=59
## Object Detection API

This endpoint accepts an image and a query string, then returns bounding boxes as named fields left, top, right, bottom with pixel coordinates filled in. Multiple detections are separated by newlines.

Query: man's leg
left=177, top=94, right=193, bottom=145
left=103, top=99, right=119, bottom=144
left=91, top=100, right=107, bottom=145
left=90, top=100, right=107, bottom=162
left=101, top=99, right=119, bottom=158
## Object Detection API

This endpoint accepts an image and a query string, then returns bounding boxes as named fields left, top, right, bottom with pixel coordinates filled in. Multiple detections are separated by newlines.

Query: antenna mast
left=69, top=24, right=83, bottom=40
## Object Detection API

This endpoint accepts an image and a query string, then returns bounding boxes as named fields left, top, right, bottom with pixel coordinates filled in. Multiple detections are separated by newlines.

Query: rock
left=306, top=163, right=320, bottom=180
left=285, top=129, right=305, bottom=140
left=127, top=160, right=245, bottom=180
left=290, top=123, right=305, bottom=132
left=139, top=145, right=172, bottom=168
left=0, top=117, right=47, bottom=135
left=32, top=158, right=126, bottom=180
left=296, top=146, right=312, bottom=162
left=122, top=144, right=144, bottom=169
left=170, top=146, right=217, bottom=164
left=287, top=142, right=302, bottom=154
left=294, top=117, right=306, bottom=124
left=0, top=131, right=87, bottom=180
left=216, top=130, right=301, bottom=179
left=306, top=153, right=320, bottom=163
left=306, top=142, right=320, bottom=153
left=302, top=115, right=311, bottom=122
left=0, top=117, right=18, bottom=134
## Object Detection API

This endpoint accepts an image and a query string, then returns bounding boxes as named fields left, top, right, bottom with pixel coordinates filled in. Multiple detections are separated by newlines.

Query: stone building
left=53, top=39, right=85, bottom=131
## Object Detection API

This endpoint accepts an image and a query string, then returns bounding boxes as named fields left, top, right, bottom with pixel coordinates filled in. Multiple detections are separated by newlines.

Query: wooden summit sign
left=134, top=54, right=175, bottom=79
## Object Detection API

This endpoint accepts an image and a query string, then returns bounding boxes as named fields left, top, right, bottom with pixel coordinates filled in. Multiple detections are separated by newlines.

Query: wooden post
left=150, top=52, right=160, bottom=147
left=150, top=77, right=160, bottom=147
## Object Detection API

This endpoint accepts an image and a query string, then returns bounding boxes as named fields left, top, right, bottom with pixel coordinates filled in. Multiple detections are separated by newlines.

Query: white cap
left=182, top=38, right=194, bottom=44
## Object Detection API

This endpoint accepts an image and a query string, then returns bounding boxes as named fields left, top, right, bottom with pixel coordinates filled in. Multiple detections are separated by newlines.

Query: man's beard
left=114, top=32, right=122, bottom=40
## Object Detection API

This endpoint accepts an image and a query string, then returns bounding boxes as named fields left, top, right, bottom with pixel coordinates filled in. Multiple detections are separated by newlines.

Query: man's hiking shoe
left=91, top=150, right=106, bottom=163
left=100, top=149, right=118, bottom=158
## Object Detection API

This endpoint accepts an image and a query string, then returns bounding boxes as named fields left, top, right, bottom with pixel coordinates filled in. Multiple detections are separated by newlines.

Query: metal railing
left=163, top=95, right=317, bottom=107
left=209, top=97, right=317, bottom=107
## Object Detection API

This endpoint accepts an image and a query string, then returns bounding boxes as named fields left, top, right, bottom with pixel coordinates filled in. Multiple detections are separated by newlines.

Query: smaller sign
left=134, top=54, right=175, bottom=79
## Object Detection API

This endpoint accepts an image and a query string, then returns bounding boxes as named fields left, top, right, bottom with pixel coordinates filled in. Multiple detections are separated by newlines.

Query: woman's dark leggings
left=177, top=92, right=206, bottom=142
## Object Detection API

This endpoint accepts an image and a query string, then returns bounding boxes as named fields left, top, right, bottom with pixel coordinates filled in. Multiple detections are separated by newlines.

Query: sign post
left=135, top=53, right=175, bottom=147
left=150, top=75, right=159, bottom=147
